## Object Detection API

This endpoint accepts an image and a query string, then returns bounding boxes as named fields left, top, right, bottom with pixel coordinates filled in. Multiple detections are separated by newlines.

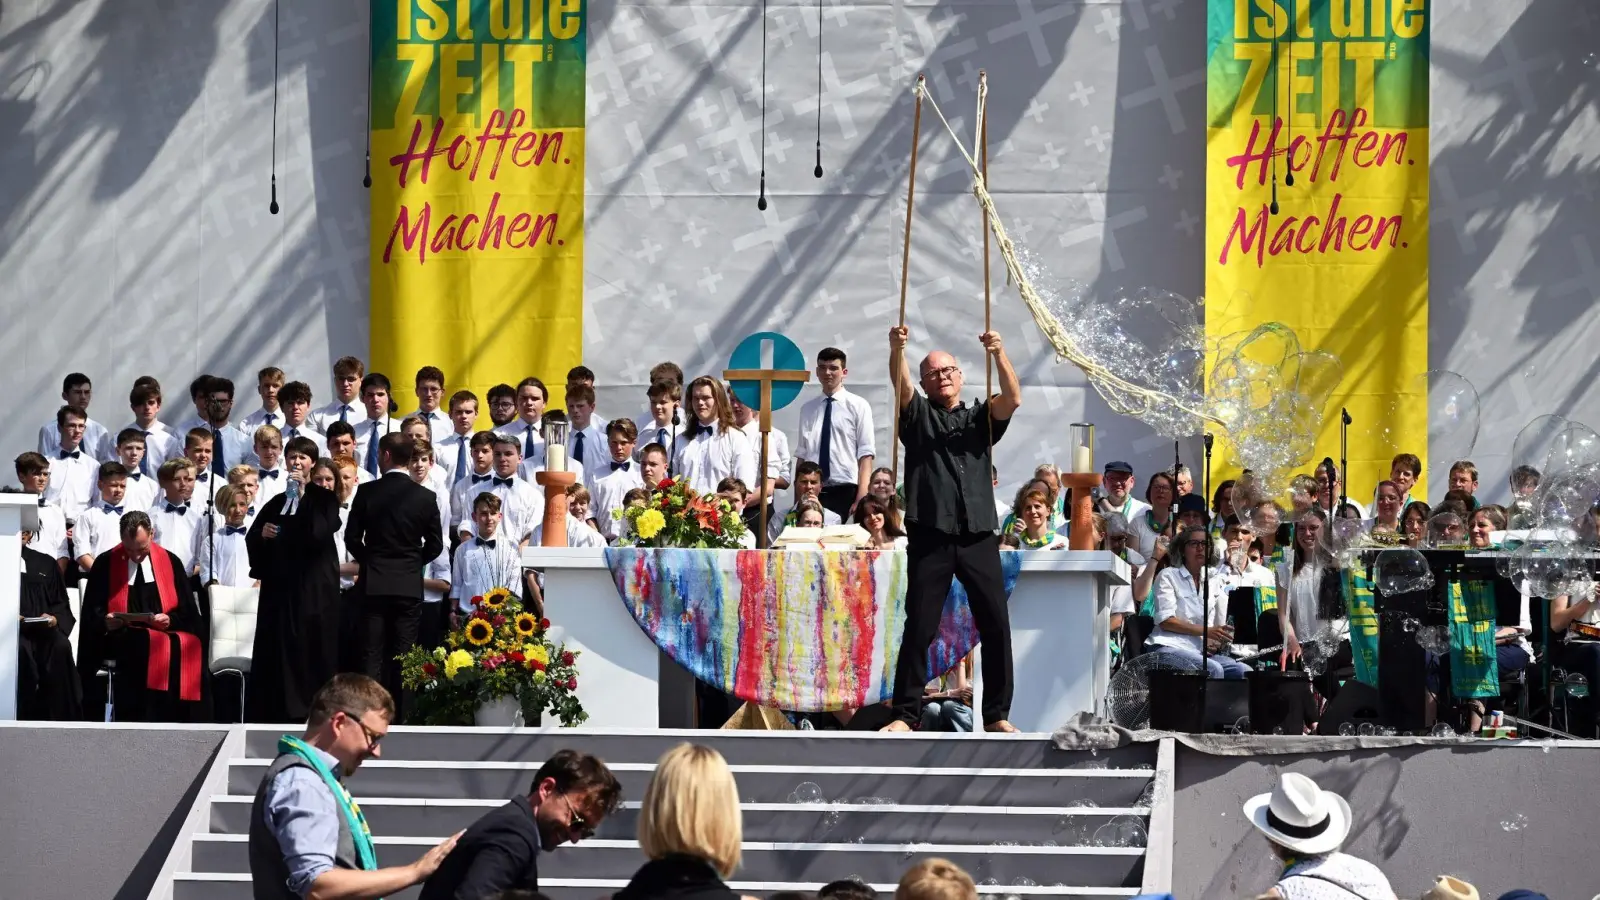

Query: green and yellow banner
left=1206, top=0, right=1430, bottom=496
left=370, top=0, right=586, bottom=414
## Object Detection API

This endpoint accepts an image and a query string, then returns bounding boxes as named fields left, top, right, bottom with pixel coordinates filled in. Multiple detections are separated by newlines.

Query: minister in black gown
left=18, top=539, right=80, bottom=720
left=77, top=512, right=211, bottom=722
left=245, top=438, right=343, bottom=722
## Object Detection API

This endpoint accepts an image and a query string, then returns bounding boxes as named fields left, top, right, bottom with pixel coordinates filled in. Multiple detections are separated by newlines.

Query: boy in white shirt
left=75, top=462, right=131, bottom=573
left=530, top=483, right=605, bottom=548
left=406, top=436, right=453, bottom=548
left=635, top=361, right=684, bottom=427
left=44, top=405, right=100, bottom=519
left=494, top=377, right=550, bottom=465
left=639, top=443, right=670, bottom=492
left=225, top=464, right=262, bottom=526
left=435, top=390, right=478, bottom=484
left=173, top=375, right=213, bottom=434
left=353, top=373, right=403, bottom=478
left=564, top=384, right=607, bottom=471
left=477, top=434, right=544, bottom=543
left=195, top=484, right=255, bottom=588
left=249, top=425, right=288, bottom=509
left=450, top=493, right=525, bottom=620
left=400, top=418, right=452, bottom=497
left=240, top=367, right=286, bottom=432
left=274, top=381, right=328, bottom=454
left=485, top=383, right=518, bottom=429
left=99, top=429, right=159, bottom=512
left=180, top=428, right=222, bottom=508
left=634, top=379, right=684, bottom=462
left=14, top=453, right=69, bottom=573
left=586, top=419, right=645, bottom=541
left=150, top=457, right=199, bottom=574
left=565, top=365, right=609, bottom=426
left=794, top=346, right=876, bottom=521
left=309, top=355, right=365, bottom=433
left=449, top=432, right=499, bottom=539
left=123, top=380, right=182, bottom=475
left=408, top=366, right=455, bottom=446
left=323, top=422, right=371, bottom=483
left=38, top=373, right=113, bottom=460
left=716, top=478, right=759, bottom=549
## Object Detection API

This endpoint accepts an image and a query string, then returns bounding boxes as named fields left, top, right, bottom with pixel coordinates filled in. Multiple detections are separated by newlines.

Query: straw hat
left=1422, top=876, right=1479, bottom=900
left=1242, top=773, right=1353, bottom=856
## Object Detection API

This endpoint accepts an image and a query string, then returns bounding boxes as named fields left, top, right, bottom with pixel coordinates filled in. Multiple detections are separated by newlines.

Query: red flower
left=510, top=650, right=526, bottom=664
left=491, top=614, right=507, bottom=627
left=471, top=595, right=485, bottom=607
left=539, top=617, right=551, bottom=630
left=566, top=678, right=577, bottom=690
left=658, top=478, right=675, bottom=490
left=422, top=663, right=438, bottom=677
left=531, top=659, right=547, bottom=671
left=560, top=651, right=575, bottom=666
left=482, top=657, right=500, bottom=671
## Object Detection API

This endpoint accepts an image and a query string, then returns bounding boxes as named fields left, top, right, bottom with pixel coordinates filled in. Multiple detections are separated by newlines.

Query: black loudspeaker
left=1248, top=670, right=1315, bottom=735
left=1316, top=679, right=1382, bottom=735
left=1150, top=671, right=1252, bottom=732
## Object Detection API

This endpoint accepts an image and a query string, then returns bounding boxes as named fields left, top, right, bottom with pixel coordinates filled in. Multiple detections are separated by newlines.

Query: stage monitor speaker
left=1149, top=671, right=1251, bottom=732
left=1247, top=670, right=1315, bottom=735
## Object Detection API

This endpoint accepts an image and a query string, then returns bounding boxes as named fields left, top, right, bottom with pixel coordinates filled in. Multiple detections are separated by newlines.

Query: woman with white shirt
left=671, top=376, right=756, bottom=496
left=853, top=494, right=907, bottom=550
left=1270, top=508, right=1354, bottom=706
left=1147, top=526, right=1249, bottom=678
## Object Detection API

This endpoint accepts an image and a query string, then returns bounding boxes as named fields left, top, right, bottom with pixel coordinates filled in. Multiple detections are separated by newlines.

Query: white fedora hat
left=1421, top=876, right=1479, bottom=900
left=1242, top=772, right=1353, bottom=855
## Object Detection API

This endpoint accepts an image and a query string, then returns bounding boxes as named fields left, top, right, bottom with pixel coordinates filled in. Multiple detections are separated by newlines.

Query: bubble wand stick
left=889, top=74, right=926, bottom=487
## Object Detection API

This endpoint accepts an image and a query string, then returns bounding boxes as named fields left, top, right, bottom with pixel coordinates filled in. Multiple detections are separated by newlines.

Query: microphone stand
left=1339, top=408, right=1351, bottom=513
left=1171, top=440, right=1181, bottom=527
left=666, top=406, right=681, bottom=484
left=206, top=449, right=218, bottom=588
left=1199, top=433, right=1214, bottom=726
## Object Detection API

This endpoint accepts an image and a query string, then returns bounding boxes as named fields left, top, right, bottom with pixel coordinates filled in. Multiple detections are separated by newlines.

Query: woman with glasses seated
left=1146, top=526, right=1249, bottom=678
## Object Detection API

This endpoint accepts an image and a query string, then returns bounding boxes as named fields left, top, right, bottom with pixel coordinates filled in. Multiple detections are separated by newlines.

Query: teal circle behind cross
left=728, top=331, right=806, bottom=411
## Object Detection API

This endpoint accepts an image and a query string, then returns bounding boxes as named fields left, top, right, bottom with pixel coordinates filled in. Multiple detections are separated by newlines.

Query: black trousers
left=820, top=483, right=859, bottom=522
left=891, top=526, right=1013, bottom=726
left=363, top=594, right=423, bottom=715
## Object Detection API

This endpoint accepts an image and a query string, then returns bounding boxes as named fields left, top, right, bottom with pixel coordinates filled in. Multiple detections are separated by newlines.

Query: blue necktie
left=454, top=438, right=469, bottom=483
left=166, top=503, right=188, bottom=515
left=285, top=426, right=298, bottom=440
left=260, top=469, right=280, bottom=480
left=264, top=412, right=277, bottom=425
left=59, top=450, right=80, bottom=460
left=366, top=426, right=380, bottom=475
left=524, top=424, right=537, bottom=457
left=656, top=427, right=667, bottom=448
left=103, top=504, right=123, bottom=515
left=339, top=405, right=350, bottom=423
left=611, top=461, right=631, bottom=472
left=139, top=431, right=154, bottom=477
left=211, top=428, right=226, bottom=476
left=573, top=431, right=586, bottom=464
left=818, top=396, right=834, bottom=483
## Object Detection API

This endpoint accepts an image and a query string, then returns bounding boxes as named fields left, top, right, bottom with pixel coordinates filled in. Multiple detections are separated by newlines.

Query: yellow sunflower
left=514, top=612, right=539, bottom=637
left=481, top=587, right=512, bottom=610
left=464, top=618, right=495, bottom=646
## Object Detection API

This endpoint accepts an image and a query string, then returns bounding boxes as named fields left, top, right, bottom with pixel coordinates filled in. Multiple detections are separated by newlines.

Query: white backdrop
left=1, top=0, right=1596, bottom=504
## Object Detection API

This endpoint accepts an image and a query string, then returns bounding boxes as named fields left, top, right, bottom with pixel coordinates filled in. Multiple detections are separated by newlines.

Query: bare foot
left=985, top=719, right=1020, bottom=733
left=879, top=720, right=912, bottom=733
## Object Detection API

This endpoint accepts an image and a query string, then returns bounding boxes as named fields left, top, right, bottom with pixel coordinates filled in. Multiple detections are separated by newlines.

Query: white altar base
left=0, top=494, right=43, bottom=720
left=523, top=547, right=1130, bottom=732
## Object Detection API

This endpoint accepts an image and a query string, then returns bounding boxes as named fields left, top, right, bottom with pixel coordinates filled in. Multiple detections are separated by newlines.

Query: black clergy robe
left=78, top=545, right=211, bottom=722
left=18, top=545, right=81, bottom=720
left=245, top=482, right=343, bottom=723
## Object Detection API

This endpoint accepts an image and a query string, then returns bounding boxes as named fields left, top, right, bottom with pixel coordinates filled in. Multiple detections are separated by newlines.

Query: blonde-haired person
left=896, top=858, right=977, bottom=900
left=613, top=743, right=751, bottom=900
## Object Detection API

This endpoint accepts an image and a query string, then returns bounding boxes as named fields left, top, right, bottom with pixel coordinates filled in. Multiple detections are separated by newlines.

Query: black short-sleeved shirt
left=899, top=392, right=1010, bottom=535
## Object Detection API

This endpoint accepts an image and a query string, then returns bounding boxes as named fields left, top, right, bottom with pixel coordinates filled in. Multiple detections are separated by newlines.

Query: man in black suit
left=345, top=432, right=444, bottom=712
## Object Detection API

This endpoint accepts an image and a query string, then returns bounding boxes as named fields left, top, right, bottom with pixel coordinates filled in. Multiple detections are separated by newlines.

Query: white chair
left=208, top=585, right=260, bottom=721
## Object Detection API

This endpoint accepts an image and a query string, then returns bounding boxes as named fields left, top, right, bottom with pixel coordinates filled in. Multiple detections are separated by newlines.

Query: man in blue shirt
left=249, top=674, right=459, bottom=899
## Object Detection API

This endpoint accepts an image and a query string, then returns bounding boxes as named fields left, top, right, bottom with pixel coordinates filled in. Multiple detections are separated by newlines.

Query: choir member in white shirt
left=14, top=454, right=70, bottom=573
left=176, top=428, right=220, bottom=507
left=450, top=494, right=526, bottom=616
left=449, top=432, right=499, bottom=537
left=150, top=458, right=200, bottom=574
left=398, top=418, right=453, bottom=496
left=250, top=425, right=289, bottom=509
left=308, top=355, right=367, bottom=433
left=74, top=462, right=133, bottom=573
left=196, top=377, right=254, bottom=478
left=121, top=380, right=183, bottom=475
left=273, top=381, right=329, bottom=455
left=194, top=484, right=256, bottom=587
left=327, top=458, right=361, bottom=591
left=634, top=379, right=686, bottom=463
left=672, top=376, right=756, bottom=497
left=173, top=375, right=213, bottom=434
left=352, top=374, right=404, bottom=480
left=323, top=422, right=372, bottom=484
left=96, top=429, right=160, bottom=512
left=586, top=420, right=645, bottom=541
left=768, top=461, right=844, bottom=543
left=435, top=390, right=479, bottom=484
left=563, top=384, right=608, bottom=472
left=794, top=347, right=876, bottom=522
left=713, top=478, right=759, bottom=549
left=633, top=360, right=684, bottom=426
left=37, top=373, right=114, bottom=461
left=729, top=388, right=791, bottom=513
left=240, top=367, right=287, bottom=433
left=405, top=366, right=456, bottom=446
left=224, top=465, right=261, bottom=528
left=485, top=383, right=518, bottom=428
left=404, top=435, right=453, bottom=547
left=469, top=434, right=545, bottom=543
left=494, top=377, right=551, bottom=465
left=43, top=406, right=100, bottom=519
left=565, top=365, right=610, bottom=428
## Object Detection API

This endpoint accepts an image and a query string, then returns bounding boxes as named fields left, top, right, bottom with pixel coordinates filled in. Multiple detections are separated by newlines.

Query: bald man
left=884, top=325, right=1022, bottom=733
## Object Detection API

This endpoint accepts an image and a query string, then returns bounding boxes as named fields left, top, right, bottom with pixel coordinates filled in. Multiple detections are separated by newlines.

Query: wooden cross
left=724, top=340, right=810, bottom=546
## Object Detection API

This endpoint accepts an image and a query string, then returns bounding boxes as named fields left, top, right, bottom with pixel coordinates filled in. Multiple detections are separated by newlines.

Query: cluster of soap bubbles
left=1208, top=323, right=1343, bottom=487
left=1496, top=415, right=1600, bottom=598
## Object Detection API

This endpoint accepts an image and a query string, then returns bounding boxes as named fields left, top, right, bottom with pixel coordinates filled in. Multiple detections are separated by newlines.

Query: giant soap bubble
left=1375, top=548, right=1435, bottom=595
left=1414, top=370, right=1481, bottom=486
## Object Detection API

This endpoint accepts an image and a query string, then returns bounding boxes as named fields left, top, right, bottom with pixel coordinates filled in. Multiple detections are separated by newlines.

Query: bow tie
left=223, top=525, right=247, bottom=535
left=58, top=450, right=80, bottom=460
left=37, top=498, right=46, bottom=507
left=165, top=503, right=188, bottom=515
left=690, top=423, right=713, bottom=438
left=492, top=476, right=514, bottom=487
left=260, top=469, right=280, bottom=480
left=102, top=504, right=124, bottom=515
left=609, top=461, right=630, bottom=472
left=475, top=538, right=496, bottom=548
left=248, top=506, right=256, bottom=516
left=472, top=473, right=493, bottom=484
left=126, top=471, right=142, bottom=481
left=340, top=502, right=349, bottom=510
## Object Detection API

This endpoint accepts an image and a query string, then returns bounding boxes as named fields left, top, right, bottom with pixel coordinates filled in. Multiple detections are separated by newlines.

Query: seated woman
left=852, top=495, right=906, bottom=550
left=1401, top=500, right=1432, bottom=548
left=1550, top=589, right=1600, bottom=732
left=1364, top=481, right=1405, bottom=540
left=921, top=655, right=973, bottom=732
left=1000, top=478, right=1060, bottom=538
left=1436, top=504, right=1527, bottom=732
left=615, top=744, right=745, bottom=900
left=1129, top=471, right=1178, bottom=560
left=1146, top=527, right=1248, bottom=678
left=1012, top=488, right=1067, bottom=550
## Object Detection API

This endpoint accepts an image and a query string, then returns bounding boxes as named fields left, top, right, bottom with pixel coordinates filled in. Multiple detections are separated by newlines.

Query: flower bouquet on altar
left=399, top=587, right=588, bottom=727
left=617, top=477, right=748, bottom=549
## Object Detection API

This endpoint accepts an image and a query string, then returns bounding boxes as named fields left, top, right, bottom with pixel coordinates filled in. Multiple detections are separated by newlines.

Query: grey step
left=209, top=795, right=1148, bottom=844
left=189, top=835, right=1145, bottom=887
left=241, top=727, right=1155, bottom=771
left=173, top=874, right=1140, bottom=900
left=227, top=760, right=1154, bottom=807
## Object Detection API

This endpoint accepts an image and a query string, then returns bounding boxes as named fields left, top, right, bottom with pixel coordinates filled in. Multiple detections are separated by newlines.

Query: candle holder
left=541, top=411, right=570, bottom=473
left=1069, top=422, right=1095, bottom=474
left=537, top=411, right=574, bottom=546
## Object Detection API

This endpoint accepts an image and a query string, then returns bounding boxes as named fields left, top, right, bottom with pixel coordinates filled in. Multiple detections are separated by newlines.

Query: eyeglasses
left=339, top=710, right=385, bottom=750
left=559, top=792, right=595, bottom=839
left=921, top=365, right=960, bottom=381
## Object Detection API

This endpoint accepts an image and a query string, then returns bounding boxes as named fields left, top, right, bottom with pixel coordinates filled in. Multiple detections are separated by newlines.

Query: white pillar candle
left=546, top=444, right=567, bottom=473
left=1072, top=444, right=1093, bottom=474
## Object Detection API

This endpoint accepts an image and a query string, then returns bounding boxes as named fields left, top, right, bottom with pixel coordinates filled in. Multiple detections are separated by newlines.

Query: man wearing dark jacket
left=345, top=431, right=444, bottom=712
left=421, top=749, right=622, bottom=900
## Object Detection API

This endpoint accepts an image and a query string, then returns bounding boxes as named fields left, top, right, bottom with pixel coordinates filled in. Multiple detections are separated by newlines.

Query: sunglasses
left=559, top=792, right=595, bottom=839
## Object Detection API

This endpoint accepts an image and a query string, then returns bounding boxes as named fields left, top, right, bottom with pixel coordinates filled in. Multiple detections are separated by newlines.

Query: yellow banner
left=1206, top=0, right=1430, bottom=497
left=370, top=0, right=586, bottom=418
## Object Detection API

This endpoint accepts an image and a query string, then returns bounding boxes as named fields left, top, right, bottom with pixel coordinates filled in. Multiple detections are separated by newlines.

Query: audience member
left=895, top=858, right=976, bottom=900
left=614, top=743, right=743, bottom=900
left=1245, top=773, right=1397, bottom=900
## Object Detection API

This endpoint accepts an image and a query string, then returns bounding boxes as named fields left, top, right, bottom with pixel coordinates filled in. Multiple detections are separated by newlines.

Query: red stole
left=107, top=545, right=203, bottom=702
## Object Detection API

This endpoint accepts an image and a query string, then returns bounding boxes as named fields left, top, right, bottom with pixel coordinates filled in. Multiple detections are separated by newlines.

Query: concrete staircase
left=162, top=728, right=1175, bottom=899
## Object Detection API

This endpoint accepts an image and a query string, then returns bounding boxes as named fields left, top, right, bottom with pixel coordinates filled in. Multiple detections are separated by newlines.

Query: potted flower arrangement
left=398, top=587, right=588, bottom=726
left=618, top=477, right=749, bottom=548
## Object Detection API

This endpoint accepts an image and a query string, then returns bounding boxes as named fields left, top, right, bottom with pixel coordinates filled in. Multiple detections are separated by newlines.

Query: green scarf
left=1342, top=567, right=1380, bottom=687
left=1447, top=580, right=1500, bottom=700
left=279, top=736, right=379, bottom=872
left=1253, top=582, right=1279, bottom=619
